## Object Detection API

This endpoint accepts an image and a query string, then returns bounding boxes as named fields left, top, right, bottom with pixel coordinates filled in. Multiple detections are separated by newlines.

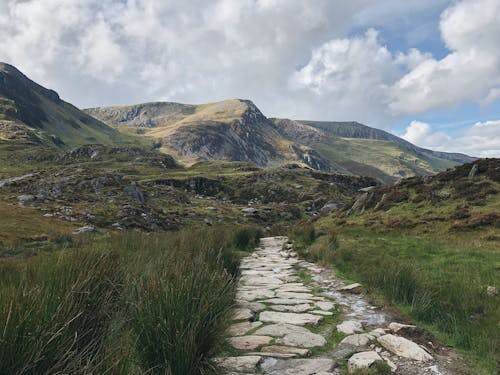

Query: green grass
left=0, top=225, right=262, bottom=374
left=314, top=227, right=499, bottom=373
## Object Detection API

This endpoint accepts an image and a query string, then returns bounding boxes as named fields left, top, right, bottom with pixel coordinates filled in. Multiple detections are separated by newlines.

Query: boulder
left=486, top=286, right=498, bottom=296
left=336, top=320, right=363, bottom=335
left=347, top=351, right=383, bottom=373
left=340, top=333, right=375, bottom=347
left=388, top=322, right=417, bottom=333
left=338, top=283, right=362, bottom=293
left=377, top=334, right=433, bottom=361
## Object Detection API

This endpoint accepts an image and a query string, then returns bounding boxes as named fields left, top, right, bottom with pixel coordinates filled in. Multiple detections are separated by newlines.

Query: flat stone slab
left=239, top=301, right=267, bottom=312
left=259, top=311, right=323, bottom=326
left=277, top=331, right=327, bottom=348
left=237, top=289, right=275, bottom=301
left=241, top=276, right=284, bottom=286
left=260, top=358, right=335, bottom=375
left=336, top=320, right=363, bottom=334
left=261, top=298, right=313, bottom=305
left=348, top=351, right=383, bottom=372
left=315, top=301, right=334, bottom=311
left=227, top=321, right=263, bottom=336
left=276, top=291, right=315, bottom=299
left=269, top=303, right=312, bottom=313
left=232, top=308, right=255, bottom=321
left=261, top=345, right=311, bottom=357
left=276, top=284, right=310, bottom=293
left=378, top=334, right=433, bottom=361
left=254, top=323, right=311, bottom=337
left=228, top=335, right=273, bottom=350
left=215, top=356, right=262, bottom=372
left=312, top=310, right=333, bottom=316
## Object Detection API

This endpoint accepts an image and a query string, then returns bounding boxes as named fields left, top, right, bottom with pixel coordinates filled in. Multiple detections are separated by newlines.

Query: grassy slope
left=305, top=160, right=500, bottom=373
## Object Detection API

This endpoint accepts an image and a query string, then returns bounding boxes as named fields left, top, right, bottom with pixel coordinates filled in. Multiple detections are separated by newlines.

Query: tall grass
left=0, top=250, right=123, bottom=374
left=0, top=225, right=261, bottom=374
left=129, top=251, right=235, bottom=374
left=330, top=228, right=499, bottom=372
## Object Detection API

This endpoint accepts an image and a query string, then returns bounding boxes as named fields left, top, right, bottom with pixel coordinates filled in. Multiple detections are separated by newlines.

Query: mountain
left=0, top=63, right=129, bottom=148
left=87, top=100, right=475, bottom=182
left=86, top=99, right=341, bottom=171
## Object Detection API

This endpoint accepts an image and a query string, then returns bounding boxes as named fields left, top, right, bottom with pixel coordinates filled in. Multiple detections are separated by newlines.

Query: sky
left=0, top=0, right=499, bottom=157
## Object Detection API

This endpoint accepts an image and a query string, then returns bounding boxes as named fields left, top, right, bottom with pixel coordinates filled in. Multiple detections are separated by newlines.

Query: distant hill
left=87, top=101, right=475, bottom=182
left=86, top=99, right=341, bottom=171
left=0, top=63, right=130, bottom=148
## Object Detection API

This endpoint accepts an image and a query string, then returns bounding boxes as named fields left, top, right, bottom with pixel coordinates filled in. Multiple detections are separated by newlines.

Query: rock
left=359, top=186, right=376, bottom=192
left=369, top=328, right=387, bottom=337
left=215, top=356, right=261, bottom=372
left=237, top=289, right=275, bottom=301
left=254, top=323, right=311, bottom=337
left=227, top=321, right=263, bottom=336
left=348, top=193, right=369, bottom=214
left=232, top=308, right=255, bottom=321
left=123, top=182, right=145, bottom=202
left=240, top=275, right=284, bottom=286
left=388, top=322, right=417, bottom=333
left=74, top=226, right=97, bottom=234
left=228, top=335, right=272, bottom=350
left=347, top=351, right=383, bottom=373
left=17, top=194, right=35, bottom=202
left=340, top=333, right=375, bottom=347
left=261, top=298, right=313, bottom=305
left=428, top=365, right=444, bottom=375
left=315, top=301, right=334, bottom=311
left=377, top=334, right=433, bottom=361
left=337, top=283, right=362, bottom=293
left=311, top=310, right=333, bottom=316
left=260, top=358, right=334, bottom=375
left=205, top=206, right=217, bottom=211
left=486, top=286, right=498, bottom=296
left=239, top=301, right=267, bottom=312
left=260, top=345, right=310, bottom=357
left=468, top=164, right=479, bottom=179
left=278, top=331, right=327, bottom=348
left=269, top=303, right=312, bottom=313
left=438, top=191, right=451, bottom=200
left=276, top=292, right=314, bottom=299
left=320, top=203, right=339, bottom=214
left=241, top=207, right=258, bottom=215
left=259, top=311, right=323, bottom=326
left=336, top=320, right=363, bottom=335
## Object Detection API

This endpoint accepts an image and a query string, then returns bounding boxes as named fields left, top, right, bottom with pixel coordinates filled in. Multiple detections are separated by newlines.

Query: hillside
left=0, top=63, right=131, bottom=148
left=87, top=100, right=474, bottom=182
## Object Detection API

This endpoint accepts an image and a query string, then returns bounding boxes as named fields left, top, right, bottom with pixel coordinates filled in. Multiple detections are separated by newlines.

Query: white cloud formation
left=0, top=0, right=498, bottom=139
left=401, top=119, right=500, bottom=157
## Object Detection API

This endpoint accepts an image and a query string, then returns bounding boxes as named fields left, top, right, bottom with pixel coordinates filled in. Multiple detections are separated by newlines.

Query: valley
left=0, top=62, right=498, bottom=375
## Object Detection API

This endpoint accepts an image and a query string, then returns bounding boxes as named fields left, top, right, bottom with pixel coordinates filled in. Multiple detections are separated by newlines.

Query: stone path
left=217, top=236, right=468, bottom=375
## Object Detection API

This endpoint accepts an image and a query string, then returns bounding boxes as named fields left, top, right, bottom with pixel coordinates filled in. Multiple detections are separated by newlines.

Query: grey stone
left=259, top=311, right=323, bottom=326
left=377, top=334, right=433, bottom=361
left=215, top=356, right=261, bottom=372
left=347, top=351, right=383, bottom=373
left=228, top=335, right=273, bottom=350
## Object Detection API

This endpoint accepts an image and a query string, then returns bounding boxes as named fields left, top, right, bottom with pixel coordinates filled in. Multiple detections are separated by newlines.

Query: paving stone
left=227, top=321, right=263, bottom=336
left=228, top=335, right=273, bottom=351
left=239, top=301, right=267, bottom=312
left=259, top=311, right=323, bottom=326
left=276, top=291, right=315, bottom=299
left=277, top=331, right=327, bottom=348
left=261, top=345, right=311, bottom=357
left=254, top=323, right=311, bottom=337
left=312, top=310, right=333, bottom=316
left=233, top=308, right=255, bottom=321
left=240, top=276, right=284, bottom=286
left=260, top=358, right=335, bottom=375
left=315, top=301, right=335, bottom=311
left=237, top=289, right=275, bottom=301
left=269, top=303, right=313, bottom=313
left=260, top=298, right=313, bottom=305
left=215, top=356, right=262, bottom=372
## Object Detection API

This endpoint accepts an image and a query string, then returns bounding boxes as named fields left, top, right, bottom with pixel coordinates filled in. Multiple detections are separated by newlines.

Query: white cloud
left=0, top=0, right=498, bottom=140
left=401, top=119, right=500, bottom=157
